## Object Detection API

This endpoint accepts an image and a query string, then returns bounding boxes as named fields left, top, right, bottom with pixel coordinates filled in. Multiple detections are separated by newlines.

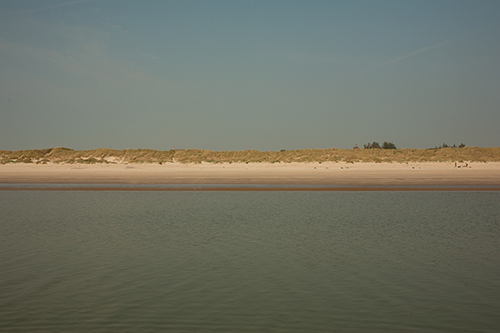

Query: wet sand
left=1, top=162, right=499, bottom=190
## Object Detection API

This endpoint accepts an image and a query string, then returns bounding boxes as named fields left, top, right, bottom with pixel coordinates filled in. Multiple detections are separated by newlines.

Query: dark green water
left=1, top=191, right=499, bottom=332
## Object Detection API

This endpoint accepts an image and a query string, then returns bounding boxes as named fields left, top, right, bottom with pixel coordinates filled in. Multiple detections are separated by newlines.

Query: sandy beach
left=1, top=161, right=500, bottom=190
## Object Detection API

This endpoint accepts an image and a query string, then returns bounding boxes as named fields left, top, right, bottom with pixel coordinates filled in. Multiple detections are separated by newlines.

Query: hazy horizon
left=1, top=1, right=499, bottom=151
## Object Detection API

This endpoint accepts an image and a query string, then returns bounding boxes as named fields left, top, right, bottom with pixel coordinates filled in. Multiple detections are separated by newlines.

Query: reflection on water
left=1, top=191, right=499, bottom=332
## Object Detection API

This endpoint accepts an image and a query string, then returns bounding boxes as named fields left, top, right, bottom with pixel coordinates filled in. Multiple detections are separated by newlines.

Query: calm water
left=1, top=191, right=499, bottom=332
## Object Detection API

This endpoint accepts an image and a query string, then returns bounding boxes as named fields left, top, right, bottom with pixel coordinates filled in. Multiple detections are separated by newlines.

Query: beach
left=1, top=161, right=499, bottom=190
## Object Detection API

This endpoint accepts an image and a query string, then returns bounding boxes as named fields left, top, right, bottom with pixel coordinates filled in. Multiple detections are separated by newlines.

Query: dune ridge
left=2, top=146, right=500, bottom=165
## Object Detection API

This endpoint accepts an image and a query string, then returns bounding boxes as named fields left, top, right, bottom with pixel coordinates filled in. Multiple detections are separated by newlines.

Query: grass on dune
left=1, top=147, right=499, bottom=165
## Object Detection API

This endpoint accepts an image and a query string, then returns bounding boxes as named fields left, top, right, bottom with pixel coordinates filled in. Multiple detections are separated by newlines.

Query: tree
left=382, top=141, right=397, bottom=149
left=364, top=142, right=382, bottom=149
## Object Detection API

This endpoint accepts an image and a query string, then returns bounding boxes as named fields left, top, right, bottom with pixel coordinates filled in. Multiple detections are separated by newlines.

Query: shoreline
left=1, top=162, right=499, bottom=190
left=1, top=185, right=499, bottom=192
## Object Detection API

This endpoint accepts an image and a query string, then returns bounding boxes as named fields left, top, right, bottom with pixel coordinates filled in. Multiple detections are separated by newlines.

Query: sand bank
left=1, top=162, right=499, bottom=190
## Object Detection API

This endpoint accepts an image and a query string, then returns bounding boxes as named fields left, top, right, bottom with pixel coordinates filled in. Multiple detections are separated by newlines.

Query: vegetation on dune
left=1, top=146, right=500, bottom=165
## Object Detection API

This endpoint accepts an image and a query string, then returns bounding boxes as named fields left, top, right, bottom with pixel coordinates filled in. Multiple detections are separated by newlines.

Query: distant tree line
left=435, top=143, right=466, bottom=148
left=363, top=141, right=397, bottom=149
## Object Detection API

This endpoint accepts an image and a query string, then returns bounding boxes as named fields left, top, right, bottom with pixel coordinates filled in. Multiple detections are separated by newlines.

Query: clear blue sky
left=1, top=0, right=499, bottom=151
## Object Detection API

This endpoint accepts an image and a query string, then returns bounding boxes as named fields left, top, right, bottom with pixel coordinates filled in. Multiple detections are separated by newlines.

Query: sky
left=0, top=0, right=499, bottom=151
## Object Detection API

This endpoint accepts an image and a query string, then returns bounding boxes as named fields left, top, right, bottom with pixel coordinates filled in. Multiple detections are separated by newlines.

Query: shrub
left=382, top=142, right=397, bottom=149
left=364, top=142, right=381, bottom=149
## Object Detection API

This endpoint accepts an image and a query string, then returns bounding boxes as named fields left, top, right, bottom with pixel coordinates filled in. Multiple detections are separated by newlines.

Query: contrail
left=29, top=0, right=97, bottom=12
left=351, top=29, right=482, bottom=77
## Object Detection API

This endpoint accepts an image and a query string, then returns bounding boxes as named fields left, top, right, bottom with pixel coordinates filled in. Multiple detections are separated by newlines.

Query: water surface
left=1, top=191, right=499, bottom=332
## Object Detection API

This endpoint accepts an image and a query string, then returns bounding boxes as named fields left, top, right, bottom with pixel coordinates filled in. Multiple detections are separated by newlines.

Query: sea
left=1, top=188, right=499, bottom=333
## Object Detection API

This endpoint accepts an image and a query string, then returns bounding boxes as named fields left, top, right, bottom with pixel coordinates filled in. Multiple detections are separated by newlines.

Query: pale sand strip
left=1, top=162, right=499, bottom=188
